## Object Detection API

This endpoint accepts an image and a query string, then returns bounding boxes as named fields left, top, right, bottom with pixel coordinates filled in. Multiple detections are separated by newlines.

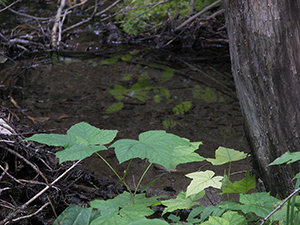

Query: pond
left=0, top=0, right=252, bottom=223
left=4, top=45, right=250, bottom=200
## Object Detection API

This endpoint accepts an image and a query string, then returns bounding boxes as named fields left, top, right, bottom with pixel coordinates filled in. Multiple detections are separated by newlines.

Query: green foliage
left=185, top=170, right=223, bottom=197
left=53, top=205, right=100, bottom=225
left=101, top=56, right=119, bottom=65
left=161, top=191, right=205, bottom=215
left=269, top=151, right=300, bottom=165
left=221, top=170, right=256, bottom=194
left=172, top=101, right=192, bottom=115
left=206, top=146, right=248, bottom=165
left=115, top=0, right=219, bottom=35
left=108, top=72, right=152, bottom=106
left=89, top=192, right=166, bottom=224
left=161, top=69, right=174, bottom=82
left=25, top=122, right=118, bottom=163
left=110, top=130, right=204, bottom=170
left=201, top=211, right=247, bottom=225
left=162, top=118, right=177, bottom=130
left=105, top=101, right=124, bottom=114
left=193, top=85, right=227, bottom=103
left=154, top=87, right=172, bottom=103
left=24, top=122, right=300, bottom=224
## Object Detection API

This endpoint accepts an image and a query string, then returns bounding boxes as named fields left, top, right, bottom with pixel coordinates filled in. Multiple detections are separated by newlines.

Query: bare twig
left=52, top=0, right=67, bottom=47
left=21, top=160, right=81, bottom=208
left=9, top=202, right=50, bottom=224
left=1, top=2, right=51, bottom=20
left=95, top=0, right=121, bottom=17
left=260, top=186, right=300, bottom=225
left=0, top=0, right=19, bottom=13
left=0, top=162, right=9, bottom=182
left=0, top=164, right=25, bottom=186
left=175, top=0, right=222, bottom=31
left=62, top=4, right=97, bottom=34
left=2, top=145, right=48, bottom=184
left=206, top=8, right=225, bottom=20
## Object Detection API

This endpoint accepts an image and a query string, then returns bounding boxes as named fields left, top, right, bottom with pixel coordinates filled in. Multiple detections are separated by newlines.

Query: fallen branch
left=52, top=0, right=67, bottom=48
left=0, top=0, right=19, bottom=13
left=21, top=160, right=81, bottom=208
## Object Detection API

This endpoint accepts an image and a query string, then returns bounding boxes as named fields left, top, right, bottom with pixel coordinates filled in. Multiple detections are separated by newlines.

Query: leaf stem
left=95, top=152, right=133, bottom=196
left=123, top=158, right=133, bottom=181
left=134, top=162, right=153, bottom=196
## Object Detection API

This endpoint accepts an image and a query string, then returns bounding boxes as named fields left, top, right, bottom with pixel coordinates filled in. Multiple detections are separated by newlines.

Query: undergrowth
left=24, top=122, right=300, bottom=224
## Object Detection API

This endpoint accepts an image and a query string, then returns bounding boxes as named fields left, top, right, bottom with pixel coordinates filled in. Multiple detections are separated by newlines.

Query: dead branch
left=9, top=203, right=50, bottom=224
left=21, top=160, right=81, bottom=208
left=52, top=0, right=67, bottom=48
left=95, top=0, right=121, bottom=17
left=62, top=2, right=98, bottom=34
left=175, top=0, right=222, bottom=31
left=0, top=0, right=19, bottom=13
left=1, top=2, right=52, bottom=21
left=2, top=145, right=48, bottom=184
left=0, top=163, right=25, bottom=186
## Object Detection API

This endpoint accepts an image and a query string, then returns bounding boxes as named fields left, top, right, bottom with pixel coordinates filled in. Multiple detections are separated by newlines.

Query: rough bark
left=223, top=0, right=300, bottom=197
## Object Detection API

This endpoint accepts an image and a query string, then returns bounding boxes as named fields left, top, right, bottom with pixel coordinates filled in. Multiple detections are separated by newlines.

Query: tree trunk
left=223, top=0, right=300, bottom=198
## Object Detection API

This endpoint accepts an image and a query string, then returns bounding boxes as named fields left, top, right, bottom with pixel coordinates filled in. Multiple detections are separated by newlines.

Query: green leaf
left=206, top=146, right=248, bottom=165
left=186, top=206, right=206, bottom=223
left=110, top=130, right=205, bottom=170
left=90, top=192, right=165, bottom=225
left=128, top=219, right=169, bottom=225
left=221, top=211, right=247, bottom=225
left=269, top=151, right=300, bottom=166
left=121, top=54, right=132, bottom=62
left=201, top=216, right=230, bottom=225
left=26, top=122, right=118, bottom=163
left=101, top=56, right=119, bottom=65
left=154, top=87, right=172, bottom=103
left=54, top=205, right=95, bottom=225
left=105, top=102, right=124, bottom=114
left=221, top=170, right=256, bottom=194
left=108, top=85, right=128, bottom=100
left=173, top=101, right=192, bottom=115
left=201, top=205, right=225, bottom=222
left=185, top=170, right=223, bottom=198
left=168, top=214, right=180, bottom=222
left=123, top=74, right=132, bottom=81
left=162, top=118, right=176, bottom=130
left=192, top=85, right=226, bottom=103
left=161, top=191, right=205, bottom=215
left=130, top=83, right=151, bottom=102
left=234, top=192, right=280, bottom=218
left=24, top=133, right=69, bottom=147
left=161, top=68, right=174, bottom=82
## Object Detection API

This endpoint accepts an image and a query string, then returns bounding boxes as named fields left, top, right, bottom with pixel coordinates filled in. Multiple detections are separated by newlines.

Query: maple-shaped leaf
left=161, top=191, right=205, bottom=215
left=185, top=170, right=223, bottom=198
left=25, top=122, right=118, bottom=163
left=221, top=170, right=256, bottom=194
left=110, top=130, right=205, bottom=170
left=90, top=192, right=165, bottom=225
left=233, top=192, right=280, bottom=218
left=206, top=146, right=248, bottom=165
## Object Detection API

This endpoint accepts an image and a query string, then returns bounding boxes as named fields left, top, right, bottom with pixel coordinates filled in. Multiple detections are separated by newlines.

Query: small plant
left=24, top=122, right=300, bottom=224
left=25, top=122, right=205, bottom=224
